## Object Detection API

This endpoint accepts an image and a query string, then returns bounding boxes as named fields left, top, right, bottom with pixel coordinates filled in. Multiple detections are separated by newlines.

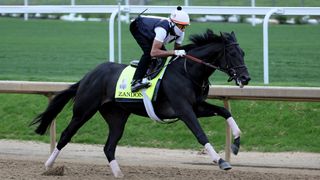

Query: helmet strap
left=169, top=25, right=176, bottom=36
left=168, top=21, right=177, bottom=36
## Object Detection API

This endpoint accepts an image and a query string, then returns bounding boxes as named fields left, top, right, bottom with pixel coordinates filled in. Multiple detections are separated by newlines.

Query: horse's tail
left=30, top=82, right=80, bottom=135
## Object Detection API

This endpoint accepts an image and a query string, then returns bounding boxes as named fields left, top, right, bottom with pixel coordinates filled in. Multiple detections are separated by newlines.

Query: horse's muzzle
left=236, top=75, right=251, bottom=88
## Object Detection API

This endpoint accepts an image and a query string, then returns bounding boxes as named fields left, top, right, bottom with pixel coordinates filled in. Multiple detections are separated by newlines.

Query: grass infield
left=0, top=17, right=319, bottom=152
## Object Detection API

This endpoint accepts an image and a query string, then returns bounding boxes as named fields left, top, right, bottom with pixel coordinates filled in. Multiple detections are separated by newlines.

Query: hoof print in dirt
left=42, top=165, right=65, bottom=176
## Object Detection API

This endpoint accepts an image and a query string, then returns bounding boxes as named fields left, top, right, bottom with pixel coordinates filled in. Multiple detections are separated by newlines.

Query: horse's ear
left=220, top=32, right=226, bottom=41
left=231, top=31, right=237, bottom=41
left=207, top=29, right=214, bottom=36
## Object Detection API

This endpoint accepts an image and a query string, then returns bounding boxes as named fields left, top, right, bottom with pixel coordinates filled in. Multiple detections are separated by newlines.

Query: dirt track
left=1, top=140, right=320, bottom=180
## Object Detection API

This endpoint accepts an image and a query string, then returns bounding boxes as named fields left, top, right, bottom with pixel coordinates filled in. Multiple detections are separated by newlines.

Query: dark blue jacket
left=135, top=16, right=175, bottom=41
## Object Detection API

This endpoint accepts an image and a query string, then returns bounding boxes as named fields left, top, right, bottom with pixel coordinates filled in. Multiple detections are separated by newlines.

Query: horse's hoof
left=114, top=171, right=124, bottom=178
left=218, top=158, right=232, bottom=170
left=45, top=161, right=53, bottom=170
left=231, top=137, right=240, bottom=155
left=110, top=160, right=124, bottom=178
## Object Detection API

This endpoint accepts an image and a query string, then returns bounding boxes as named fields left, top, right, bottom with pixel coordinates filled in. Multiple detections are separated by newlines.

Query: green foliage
left=0, top=18, right=319, bottom=152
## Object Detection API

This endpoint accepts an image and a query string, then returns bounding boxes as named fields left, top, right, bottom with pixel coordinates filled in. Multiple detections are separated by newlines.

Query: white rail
left=2, top=5, right=320, bottom=15
left=1, top=5, right=320, bottom=82
left=1, top=80, right=319, bottom=161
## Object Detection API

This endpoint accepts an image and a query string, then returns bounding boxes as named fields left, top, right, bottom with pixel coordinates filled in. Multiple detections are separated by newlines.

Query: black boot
left=131, top=79, right=151, bottom=92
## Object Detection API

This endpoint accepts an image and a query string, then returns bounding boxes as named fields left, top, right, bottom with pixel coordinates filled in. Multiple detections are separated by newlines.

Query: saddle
left=130, top=57, right=167, bottom=80
left=115, top=57, right=170, bottom=102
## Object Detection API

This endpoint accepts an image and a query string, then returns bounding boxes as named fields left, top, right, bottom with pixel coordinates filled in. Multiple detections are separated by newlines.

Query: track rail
left=1, top=80, right=319, bottom=161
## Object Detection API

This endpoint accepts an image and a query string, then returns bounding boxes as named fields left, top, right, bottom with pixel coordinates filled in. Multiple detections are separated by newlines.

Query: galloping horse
left=31, top=29, right=250, bottom=178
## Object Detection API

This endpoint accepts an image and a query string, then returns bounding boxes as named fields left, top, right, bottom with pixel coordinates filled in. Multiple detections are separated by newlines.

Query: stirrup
left=130, top=60, right=139, bottom=68
left=131, top=81, right=151, bottom=92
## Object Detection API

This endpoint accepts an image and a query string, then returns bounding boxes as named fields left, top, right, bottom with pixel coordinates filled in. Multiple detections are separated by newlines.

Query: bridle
left=184, top=42, right=246, bottom=82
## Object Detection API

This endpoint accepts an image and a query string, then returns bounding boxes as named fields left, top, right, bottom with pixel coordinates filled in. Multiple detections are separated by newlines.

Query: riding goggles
left=176, top=24, right=187, bottom=30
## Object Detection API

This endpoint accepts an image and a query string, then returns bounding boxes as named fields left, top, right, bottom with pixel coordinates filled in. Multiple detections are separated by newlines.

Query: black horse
left=31, top=29, right=250, bottom=178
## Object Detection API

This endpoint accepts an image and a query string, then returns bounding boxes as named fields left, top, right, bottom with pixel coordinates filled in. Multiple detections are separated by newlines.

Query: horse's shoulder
left=97, top=62, right=128, bottom=71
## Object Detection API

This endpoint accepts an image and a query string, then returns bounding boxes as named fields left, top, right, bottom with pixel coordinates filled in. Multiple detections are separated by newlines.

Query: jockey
left=130, top=6, right=190, bottom=92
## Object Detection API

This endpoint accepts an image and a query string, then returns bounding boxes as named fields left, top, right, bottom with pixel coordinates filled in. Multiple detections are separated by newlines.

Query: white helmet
left=170, top=6, right=190, bottom=25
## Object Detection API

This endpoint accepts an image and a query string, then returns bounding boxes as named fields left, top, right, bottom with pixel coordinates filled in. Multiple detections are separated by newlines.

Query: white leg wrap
left=205, top=143, right=220, bottom=163
left=227, top=117, right=241, bottom=138
left=110, top=160, right=124, bottom=178
left=45, top=147, right=60, bottom=170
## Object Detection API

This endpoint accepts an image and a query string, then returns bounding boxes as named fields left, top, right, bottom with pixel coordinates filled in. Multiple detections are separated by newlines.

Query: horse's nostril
left=242, top=75, right=250, bottom=80
left=240, top=75, right=251, bottom=85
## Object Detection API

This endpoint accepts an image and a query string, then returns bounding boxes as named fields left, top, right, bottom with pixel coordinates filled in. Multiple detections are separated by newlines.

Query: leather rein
left=184, top=54, right=221, bottom=71
left=183, top=42, right=246, bottom=82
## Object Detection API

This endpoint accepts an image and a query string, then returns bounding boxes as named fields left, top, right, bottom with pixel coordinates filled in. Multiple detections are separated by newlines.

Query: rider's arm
left=150, top=40, right=175, bottom=57
left=150, top=27, right=175, bottom=57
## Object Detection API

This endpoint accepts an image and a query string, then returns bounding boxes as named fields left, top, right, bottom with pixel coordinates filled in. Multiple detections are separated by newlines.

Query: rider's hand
left=174, top=50, right=186, bottom=57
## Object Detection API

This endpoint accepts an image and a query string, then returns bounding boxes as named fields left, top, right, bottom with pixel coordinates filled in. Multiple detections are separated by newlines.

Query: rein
left=184, top=54, right=220, bottom=70
left=183, top=42, right=246, bottom=82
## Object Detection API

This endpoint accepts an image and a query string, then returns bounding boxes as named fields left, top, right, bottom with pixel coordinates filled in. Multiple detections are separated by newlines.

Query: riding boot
left=131, top=79, right=151, bottom=92
left=131, top=52, right=152, bottom=92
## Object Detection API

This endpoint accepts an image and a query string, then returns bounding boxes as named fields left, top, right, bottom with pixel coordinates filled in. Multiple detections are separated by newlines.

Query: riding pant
left=130, top=19, right=154, bottom=81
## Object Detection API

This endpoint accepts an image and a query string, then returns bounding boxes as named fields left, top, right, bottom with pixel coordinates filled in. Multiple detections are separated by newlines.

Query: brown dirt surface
left=1, top=140, right=320, bottom=180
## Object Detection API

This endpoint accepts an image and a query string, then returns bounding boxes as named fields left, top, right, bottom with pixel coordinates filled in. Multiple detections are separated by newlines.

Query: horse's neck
left=185, top=44, right=221, bottom=81
left=183, top=58, right=212, bottom=84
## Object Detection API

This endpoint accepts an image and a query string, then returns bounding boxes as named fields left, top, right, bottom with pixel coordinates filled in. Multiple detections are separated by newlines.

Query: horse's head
left=186, top=30, right=250, bottom=87
left=218, top=31, right=251, bottom=87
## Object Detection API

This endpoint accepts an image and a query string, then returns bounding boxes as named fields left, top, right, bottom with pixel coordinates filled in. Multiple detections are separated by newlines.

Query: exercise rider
left=130, top=6, right=190, bottom=92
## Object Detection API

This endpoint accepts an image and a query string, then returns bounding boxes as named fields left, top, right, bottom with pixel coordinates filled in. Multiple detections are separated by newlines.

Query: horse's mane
left=189, top=29, right=222, bottom=46
left=181, top=29, right=222, bottom=51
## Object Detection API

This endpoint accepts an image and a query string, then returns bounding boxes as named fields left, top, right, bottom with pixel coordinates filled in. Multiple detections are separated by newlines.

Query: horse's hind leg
left=195, top=101, right=241, bottom=155
left=99, top=103, right=130, bottom=178
left=45, top=95, right=101, bottom=169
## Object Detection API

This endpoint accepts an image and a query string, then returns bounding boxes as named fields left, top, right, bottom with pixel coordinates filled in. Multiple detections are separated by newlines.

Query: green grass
left=1, top=17, right=320, bottom=86
left=0, top=17, right=320, bottom=152
left=0, top=95, right=319, bottom=152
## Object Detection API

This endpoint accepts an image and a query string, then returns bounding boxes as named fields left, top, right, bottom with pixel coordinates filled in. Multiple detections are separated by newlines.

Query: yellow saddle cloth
left=115, top=59, right=169, bottom=102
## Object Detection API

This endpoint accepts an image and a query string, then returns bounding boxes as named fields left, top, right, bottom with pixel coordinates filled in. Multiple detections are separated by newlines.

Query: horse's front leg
left=195, top=101, right=241, bottom=155
left=171, top=103, right=232, bottom=170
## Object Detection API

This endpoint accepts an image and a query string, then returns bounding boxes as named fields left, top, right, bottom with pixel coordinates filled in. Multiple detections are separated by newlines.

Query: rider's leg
left=131, top=54, right=152, bottom=92
left=130, top=26, right=152, bottom=92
